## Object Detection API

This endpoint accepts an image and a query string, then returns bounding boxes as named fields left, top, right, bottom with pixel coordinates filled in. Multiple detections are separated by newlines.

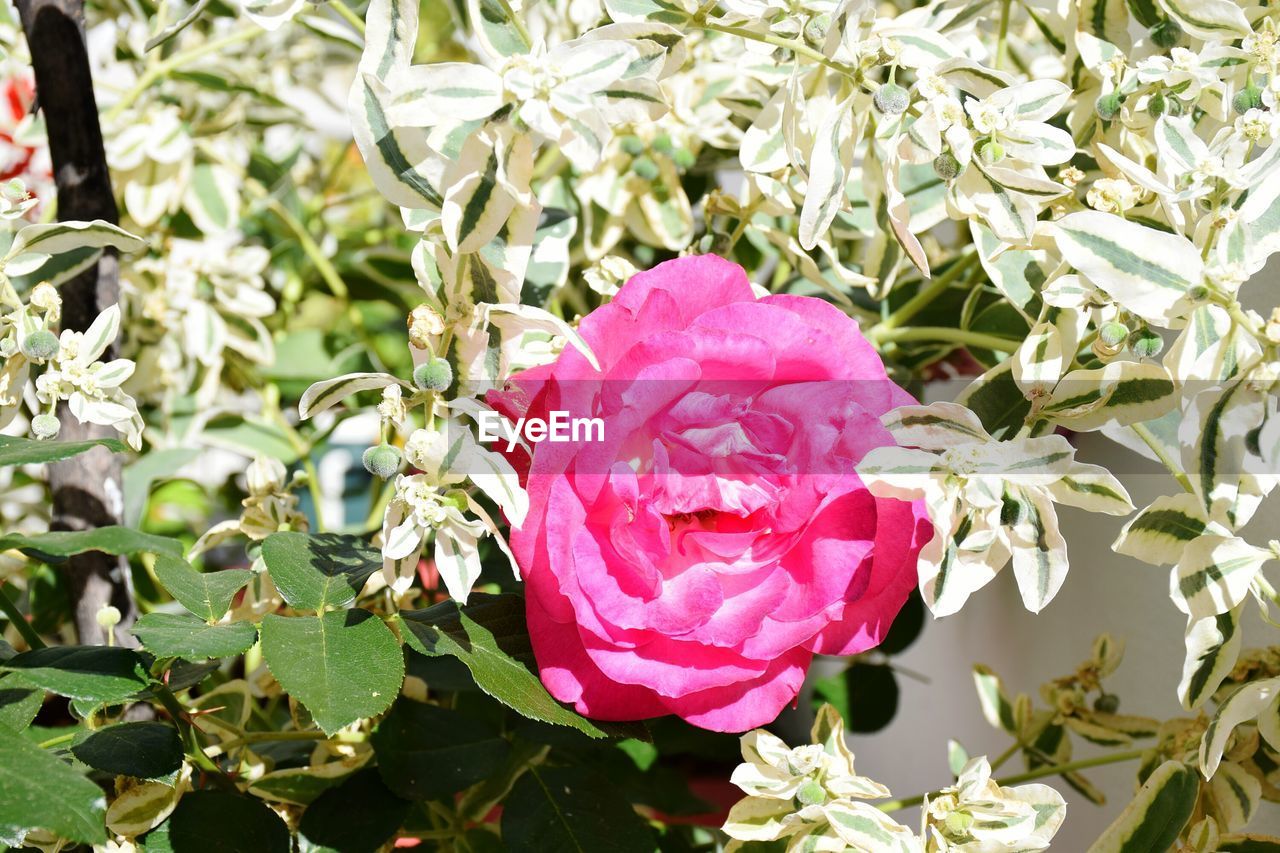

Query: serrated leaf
left=0, top=527, right=183, bottom=561
left=501, top=765, right=655, bottom=853
left=261, top=532, right=381, bottom=612
left=0, top=722, right=107, bottom=846
left=167, top=790, right=290, bottom=853
left=398, top=594, right=641, bottom=739
left=72, top=722, right=183, bottom=779
left=1, top=646, right=149, bottom=704
left=259, top=610, right=404, bottom=736
left=298, top=768, right=411, bottom=852
left=1087, top=760, right=1199, bottom=853
left=153, top=555, right=253, bottom=622
left=370, top=699, right=509, bottom=799
left=0, top=435, right=126, bottom=467
left=132, top=613, right=258, bottom=661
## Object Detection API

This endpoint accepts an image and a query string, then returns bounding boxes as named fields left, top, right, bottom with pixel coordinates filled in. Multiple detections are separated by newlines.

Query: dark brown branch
left=18, top=0, right=138, bottom=646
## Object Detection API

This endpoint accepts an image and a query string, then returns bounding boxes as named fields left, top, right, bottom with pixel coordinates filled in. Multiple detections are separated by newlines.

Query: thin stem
left=871, top=252, right=979, bottom=337
left=988, top=741, right=1021, bottom=773
left=330, top=0, right=367, bottom=35
left=211, top=729, right=330, bottom=754
left=104, top=27, right=259, bottom=121
left=696, top=19, right=855, bottom=77
left=879, top=748, right=1144, bottom=812
left=0, top=585, right=45, bottom=649
left=1130, top=422, right=1193, bottom=493
left=38, top=731, right=77, bottom=749
left=995, top=0, right=1013, bottom=71
left=873, top=326, right=1021, bottom=353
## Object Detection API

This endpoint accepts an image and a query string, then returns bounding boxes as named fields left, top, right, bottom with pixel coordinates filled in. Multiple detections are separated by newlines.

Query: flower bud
left=412, top=357, right=453, bottom=392
left=802, top=13, right=829, bottom=45
left=796, top=779, right=827, bottom=806
left=619, top=135, right=645, bottom=157
left=933, top=152, right=962, bottom=180
left=31, top=413, right=60, bottom=439
left=1094, top=692, right=1120, bottom=713
left=1147, top=91, right=1165, bottom=118
left=247, top=457, right=288, bottom=495
left=1094, top=92, right=1122, bottom=121
left=630, top=156, right=660, bottom=182
left=873, top=83, right=910, bottom=115
left=1233, top=84, right=1264, bottom=116
left=96, top=604, right=122, bottom=631
left=977, top=140, right=1005, bottom=164
left=30, top=282, right=60, bottom=314
left=1128, top=328, right=1164, bottom=358
left=1099, top=321, right=1129, bottom=347
left=362, top=444, right=403, bottom=479
left=1150, top=17, right=1182, bottom=48
left=21, top=329, right=59, bottom=361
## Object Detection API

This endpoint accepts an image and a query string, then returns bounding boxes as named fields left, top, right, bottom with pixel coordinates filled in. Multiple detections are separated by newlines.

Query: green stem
left=995, top=0, right=1013, bottom=71
left=1130, top=422, right=1193, bottom=493
left=37, top=731, right=77, bottom=749
left=104, top=27, right=259, bottom=121
left=330, top=0, right=367, bottom=34
left=0, top=585, right=45, bottom=649
left=879, top=748, right=1144, bottom=812
left=696, top=19, right=856, bottom=77
left=872, top=326, right=1020, bottom=353
left=871, top=252, right=979, bottom=337
left=988, top=741, right=1021, bottom=773
left=213, top=729, right=330, bottom=754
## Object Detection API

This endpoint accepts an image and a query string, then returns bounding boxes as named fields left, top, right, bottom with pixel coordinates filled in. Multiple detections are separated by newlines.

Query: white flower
left=1087, top=177, right=1141, bottom=213
left=922, top=757, right=1066, bottom=852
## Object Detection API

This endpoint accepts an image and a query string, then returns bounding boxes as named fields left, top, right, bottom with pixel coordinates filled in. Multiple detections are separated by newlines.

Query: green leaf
left=132, top=613, right=258, bottom=661
left=298, top=768, right=411, bottom=852
left=0, top=681, right=42, bottom=730
left=0, top=435, right=126, bottom=467
left=1087, top=760, right=1199, bottom=853
left=261, top=532, right=381, bottom=612
left=958, top=360, right=1031, bottom=440
left=167, top=790, right=290, bottom=853
left=248, top=758, right=367, bottom=806
left=123, top=447, right=199, bottom=528
left=153, top=554, right=253, bottom=623
left=467, top=0, right=531, bottom=59
left=1220, top=835, right=1280, bottom=851
left=371, top=698, right=510, bottom=799
left=259, top=610, right=404, bottom=736
left=398, top=594, right=641, bottom=739
left=501, top=765, right=656, bottom=853
left=1, top=646, right=149, bottom=704
left=71, top=722, right=183, bottom=779
left=0, top=528, right=183, bottom=561
left=0, top=722, right=107, bottom=846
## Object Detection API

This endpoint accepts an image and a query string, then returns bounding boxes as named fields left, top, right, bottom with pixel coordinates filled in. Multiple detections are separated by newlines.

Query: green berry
left=21, top=329, right=59, bottom=360
left=802, top=13, right=830, bottom=45
left=672, top=147, right=696, bottom=170
left=31, top=413, right=59, bottom=439
left=796, top=780, right=827, bottom=806
left=1099, top=322, right=1129, bottom=347
left=1129, top=328, right=1164, bottom=358
left=651, top=134, right=674, bottom=155
left=932, top=152, right=962, bottom=180
left=1095, top=92, right=1123, bottom=121
left=1150, top=17, right=1182, bottom=48
left=978, top=140, right=1005, bottom=164
left=1187, top=284, right=1211, bottom=302
left=362, top=444, right=402, bottom=479
left=1233, top=84, right=1264, bottom=115
left=1094, top=693, right=1120, bottom=714
left=412, top=358, right=453, bottom=392
left=619, top=135, right=645, bottom=156
left=873, top=83, right=910, bottom=116
left=631, top=156, right=660, bottom=181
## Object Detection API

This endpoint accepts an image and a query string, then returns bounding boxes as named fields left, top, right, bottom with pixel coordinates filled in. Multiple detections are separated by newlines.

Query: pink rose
left=489, top=255, right=930, bottom=732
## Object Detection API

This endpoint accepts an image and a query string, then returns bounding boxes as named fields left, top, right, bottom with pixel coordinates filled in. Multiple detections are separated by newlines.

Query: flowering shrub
left=0, top=0, right=1279, bottom=846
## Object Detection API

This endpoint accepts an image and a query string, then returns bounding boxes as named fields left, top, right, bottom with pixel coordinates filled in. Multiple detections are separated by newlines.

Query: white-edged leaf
left=299, top=373, right=405, bottom=419
left=1172, top=535, right=1273, bottom=621
left=1114, top=493, right=1212, bottom=566
left=1179, top=610, right=1242, bottom=711
left=1200, top=678, right=1280, bottom=778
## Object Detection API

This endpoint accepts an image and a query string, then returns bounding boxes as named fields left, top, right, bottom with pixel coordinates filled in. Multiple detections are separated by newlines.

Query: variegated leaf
left=1115, top=493, right=1214, bottom=566
left=1157, top=0, right=1251, bottom=40
left=1087, top=760, right=1199, bottom=852
left=1053, top=211, right=1202, bottom=327
left=1180, top=610, right=1243, bottom=711
left=7, top=219, right=146, bottom=259
left=299, top=372, right=405, bottom=419
left=1172, top=535, right=1273, bottom=621
left=467, top=0, right=532, bottom=59
left=1201, top=678, right=1280, bottom=778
